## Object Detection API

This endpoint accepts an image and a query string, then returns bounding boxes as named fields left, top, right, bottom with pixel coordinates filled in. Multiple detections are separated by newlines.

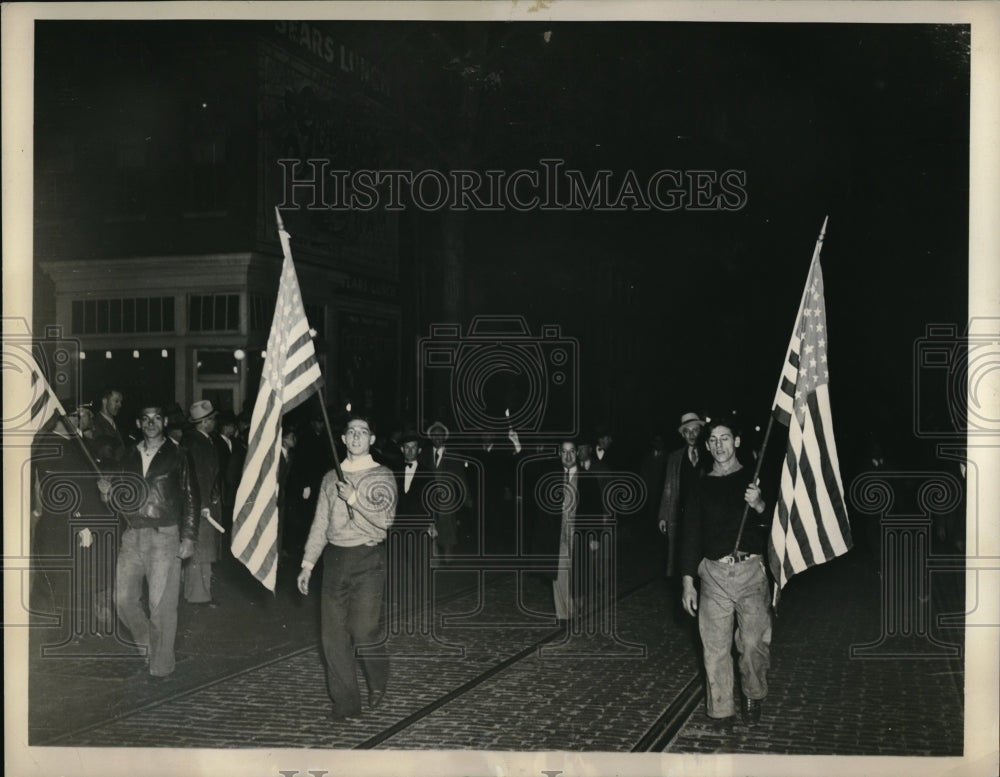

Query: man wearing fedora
left=182, top=400, right=223, bottom=605
left=657, top=411, right=706, bottom=581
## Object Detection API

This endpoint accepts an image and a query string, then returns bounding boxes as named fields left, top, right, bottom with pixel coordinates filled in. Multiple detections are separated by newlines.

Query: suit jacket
left=469, top=440, right=520, bottom=503
left=213, top=433, right=234, bottom=507
left=224, top=438, right=247, bottom=504
left=182, top=429, right=222, bottom=561
left=593, top=446, right=615, bottom=471
left=427, top=447, right=471, bottom=515
left=640, top=449, right=669, bottom=518
left=575, top=460, right=609, bottom=522
left=32, top=434, right=114, bottom=558
left=394, top=460, right=433, bottom=522
left=657, top=445, right=702, bottom=576
left=182, top=429, right=221, bottom=519
left=90, top=412, right=125, bottom=467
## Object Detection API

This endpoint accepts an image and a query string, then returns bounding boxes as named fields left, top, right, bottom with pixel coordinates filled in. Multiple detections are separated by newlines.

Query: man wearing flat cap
left=182, top=400, right=223, bottom=605
left=657, top=411, right=705, bottom=581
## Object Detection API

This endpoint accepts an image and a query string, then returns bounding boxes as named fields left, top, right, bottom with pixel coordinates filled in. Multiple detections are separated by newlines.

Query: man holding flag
left=232, top=211, right=396, bottom=719
left=296, top=413, right=396, bottom=720
left=678, top=218, right=853, bottom=729
left=680, top=415, right=771, bottom=728
left=30, top=403, right=111, bottom=637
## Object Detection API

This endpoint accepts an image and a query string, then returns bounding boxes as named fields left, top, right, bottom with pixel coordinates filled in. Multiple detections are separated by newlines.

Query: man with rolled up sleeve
left=680, top=415, right=771, bottom=728
left=297, top=414, right=396, bottom=720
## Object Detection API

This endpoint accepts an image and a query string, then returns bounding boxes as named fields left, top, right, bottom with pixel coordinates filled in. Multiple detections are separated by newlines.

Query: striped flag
left=768, top=218, right=853, bottom=598
left=231, top=213, right=324, bottom=591
left=27, top=361, right=66, bottom=432
left=1, top=345, right=69, bottom=434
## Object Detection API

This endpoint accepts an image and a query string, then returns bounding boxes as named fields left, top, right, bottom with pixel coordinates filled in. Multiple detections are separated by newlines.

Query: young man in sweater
left=296, top=414, right=397, bottom=720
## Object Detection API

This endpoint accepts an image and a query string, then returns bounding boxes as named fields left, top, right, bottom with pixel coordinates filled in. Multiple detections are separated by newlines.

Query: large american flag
left=231, top=213, right=324, bottom=591
left=768, top=218, right=852, bottom=598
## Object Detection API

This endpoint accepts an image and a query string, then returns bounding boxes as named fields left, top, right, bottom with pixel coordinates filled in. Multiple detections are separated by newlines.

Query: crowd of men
left=30, top=389, right=773, bottom=727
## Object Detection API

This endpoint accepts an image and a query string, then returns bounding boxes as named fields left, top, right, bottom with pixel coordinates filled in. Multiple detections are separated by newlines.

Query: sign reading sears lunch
left=273, top=21, right=391, bottom=98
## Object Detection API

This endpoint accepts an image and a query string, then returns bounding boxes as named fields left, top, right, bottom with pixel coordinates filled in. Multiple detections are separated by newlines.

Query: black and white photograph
left=3, top=2, right=998, bottom=776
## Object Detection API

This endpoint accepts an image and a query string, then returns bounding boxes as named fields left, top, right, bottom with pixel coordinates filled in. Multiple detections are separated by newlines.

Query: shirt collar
left=342, top=453, right=377, bottom=472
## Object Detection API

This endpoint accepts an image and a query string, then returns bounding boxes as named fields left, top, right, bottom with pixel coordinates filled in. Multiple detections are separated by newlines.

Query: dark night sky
left=404, top=21, right=971, bottom=461
left=31, top=18, right=971, bottom=468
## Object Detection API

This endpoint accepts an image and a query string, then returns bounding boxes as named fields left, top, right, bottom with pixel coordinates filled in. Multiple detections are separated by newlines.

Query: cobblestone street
left=27, top=522, right=968, bottom=758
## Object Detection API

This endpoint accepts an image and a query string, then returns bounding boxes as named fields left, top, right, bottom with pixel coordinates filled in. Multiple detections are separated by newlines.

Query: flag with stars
left=768, top=218, right=852, bottom=598
left=231, top=212, right=324, bottom=591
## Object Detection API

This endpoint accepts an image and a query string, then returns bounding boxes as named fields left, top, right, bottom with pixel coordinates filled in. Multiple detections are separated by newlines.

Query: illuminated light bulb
left=105, top=351, right=112, bottom=359
left=79, top=351, right=87, bottom=360
left=161, top=349, right=168, bottom=358
left=132, top=350, right=140, bottom=359
left=234, top=349, right=246, bottom=360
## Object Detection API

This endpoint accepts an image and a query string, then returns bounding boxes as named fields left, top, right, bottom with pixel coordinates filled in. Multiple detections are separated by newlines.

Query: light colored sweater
left=301, top=454, right=396, bottom=568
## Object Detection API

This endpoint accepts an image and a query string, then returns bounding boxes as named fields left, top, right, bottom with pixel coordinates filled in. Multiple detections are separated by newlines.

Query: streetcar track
left=631, top=671, right=704, bottom=751
left=35, top=576, right=486, bottom=746
left=40, top=567, right=672, bottom=749
left=355, top=574, right=659, bottom=749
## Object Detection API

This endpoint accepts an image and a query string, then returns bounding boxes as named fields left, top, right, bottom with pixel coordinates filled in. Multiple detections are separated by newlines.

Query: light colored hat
left=677, top=412, right=704, bottom=433
left=188, top=400, right=218, bottom=423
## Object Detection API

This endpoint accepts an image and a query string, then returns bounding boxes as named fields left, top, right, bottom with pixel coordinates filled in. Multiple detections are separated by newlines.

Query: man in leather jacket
left=104, top=404, right=198, bottom=677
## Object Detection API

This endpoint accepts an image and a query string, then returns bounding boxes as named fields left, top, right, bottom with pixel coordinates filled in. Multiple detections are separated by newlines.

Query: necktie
left=689, top=447, right=698, bottom=466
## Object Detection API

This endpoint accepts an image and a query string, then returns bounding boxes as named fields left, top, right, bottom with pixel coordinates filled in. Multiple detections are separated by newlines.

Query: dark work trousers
left=319, top=543, right=389, bottom=717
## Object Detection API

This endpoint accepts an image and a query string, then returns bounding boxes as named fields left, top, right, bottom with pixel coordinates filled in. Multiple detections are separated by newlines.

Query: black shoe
left=368, top=689, right=386, bottom=709
left=331, top=708, right=362, bottom=721
left=742, top=697, right=762, bottom=726
left=709, top=715, right=735, bottom=731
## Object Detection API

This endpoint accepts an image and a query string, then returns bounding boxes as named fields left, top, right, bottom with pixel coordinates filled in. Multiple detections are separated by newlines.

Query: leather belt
left=717, top=551, right=759, bottom=565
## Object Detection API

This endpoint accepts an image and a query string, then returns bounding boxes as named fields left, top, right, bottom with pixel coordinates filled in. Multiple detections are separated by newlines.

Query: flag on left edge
left=231, top=218, right=324, bottom=591
left=11, top=350, right=69, bottom=434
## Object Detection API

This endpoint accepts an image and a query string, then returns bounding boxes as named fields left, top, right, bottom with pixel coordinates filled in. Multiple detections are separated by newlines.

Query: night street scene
left=3, top=3, right=998, bottom=777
